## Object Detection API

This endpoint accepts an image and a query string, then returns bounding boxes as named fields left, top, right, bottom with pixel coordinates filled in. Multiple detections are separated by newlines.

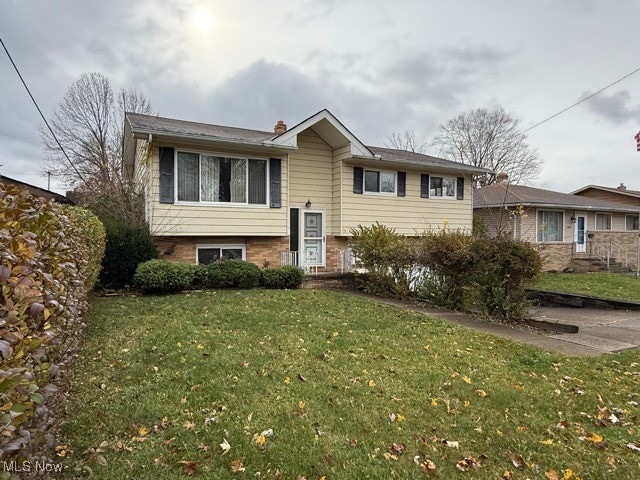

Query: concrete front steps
left=571, top=257, right=635, bottom=273
left=302, top=272, right=355, bottom=289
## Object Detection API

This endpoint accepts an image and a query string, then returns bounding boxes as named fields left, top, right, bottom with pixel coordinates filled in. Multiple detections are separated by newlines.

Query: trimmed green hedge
left=133, top=259, right=199, bottom=293
left=200, top=259, right=262, bottom=289
left=0, top=183, right=104, bottom=461
left=261, top=265, right=304, bottom=289
left=133, top=260, right=304, bottom=294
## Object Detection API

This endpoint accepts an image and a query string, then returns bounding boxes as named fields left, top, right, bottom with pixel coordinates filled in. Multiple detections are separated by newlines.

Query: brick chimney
left=496, top=172, right=509, bottom=184
left=617, top=182, right=627, bottom=191
left=274, top=120, right=287, bottom=135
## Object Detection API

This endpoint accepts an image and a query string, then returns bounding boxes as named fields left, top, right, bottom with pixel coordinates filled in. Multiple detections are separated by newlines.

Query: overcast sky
left=1, top=0, right=639, bottom=194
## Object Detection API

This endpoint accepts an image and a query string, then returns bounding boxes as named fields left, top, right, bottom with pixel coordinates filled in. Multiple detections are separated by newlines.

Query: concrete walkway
left=350, top=292, right=640, bottom=357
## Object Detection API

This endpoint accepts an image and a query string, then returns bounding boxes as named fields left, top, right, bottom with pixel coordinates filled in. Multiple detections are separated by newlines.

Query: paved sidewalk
left=351, top=292, right=639, bottom=356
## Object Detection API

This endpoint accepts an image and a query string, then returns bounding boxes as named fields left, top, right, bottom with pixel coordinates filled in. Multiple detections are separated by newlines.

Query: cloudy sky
left=1, top=0, right=639, bottom=194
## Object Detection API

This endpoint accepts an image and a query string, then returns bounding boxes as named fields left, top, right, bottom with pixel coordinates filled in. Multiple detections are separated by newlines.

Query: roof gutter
left=476, top=202, right=640, bottom=213
left=350, top=155, right=491, bottom=175
left=131, top=129, right=298, bottom=152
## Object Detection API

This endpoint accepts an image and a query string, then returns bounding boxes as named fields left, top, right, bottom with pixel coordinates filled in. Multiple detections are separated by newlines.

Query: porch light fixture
left=305, top=199, right=312, bottom=208
left=570, top=216, right=576, bottom=223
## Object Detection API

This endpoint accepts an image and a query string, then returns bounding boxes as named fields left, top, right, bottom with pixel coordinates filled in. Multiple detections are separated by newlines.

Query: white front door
left=575, top=212, right=587, bottom=253
left=301, top=211, right=325, bottom=267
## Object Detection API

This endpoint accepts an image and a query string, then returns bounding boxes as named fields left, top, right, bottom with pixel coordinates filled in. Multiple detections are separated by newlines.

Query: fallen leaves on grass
left=456, top=455, right=484, bottom=471
left=220, top=438, right=231, bottom=455
left=230, top=459, right=245, bottom=473
left=178, top=460, right=199, bottom=476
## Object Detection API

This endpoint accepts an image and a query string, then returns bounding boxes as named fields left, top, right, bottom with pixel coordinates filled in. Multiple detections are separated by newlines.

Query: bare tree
left=41, top=72, right=154, bottom=194
left=432, top=107, right=541, bottom=186
left=385, top=130, right=428, bottom=153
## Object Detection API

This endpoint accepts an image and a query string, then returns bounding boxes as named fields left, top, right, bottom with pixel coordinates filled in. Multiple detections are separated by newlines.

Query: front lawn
left=535, top=272, right=640, bottom=303
left=60, top=290, right=639, bottom=479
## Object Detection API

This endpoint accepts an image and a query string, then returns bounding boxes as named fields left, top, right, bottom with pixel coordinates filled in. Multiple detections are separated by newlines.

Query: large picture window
left=595, top=213, right=611, bottom=231
left=537, top=210, right=563, bottom=242
left=430, top=176, right=456, bottom=198
left=364, top=169, right=396, bottom=194
left=177, top=151, right=267, bottom=205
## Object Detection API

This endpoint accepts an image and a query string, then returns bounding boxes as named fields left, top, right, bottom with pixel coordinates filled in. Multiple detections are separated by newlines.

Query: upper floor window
left=177, top=151, right=267, bottom=205
left=364, top=169, right=396, bottom=194
left=430, top=176, right=456, bottom=198
left=626, top=214, right=639, bottom=231
left=595, top=213, right=611, bottom=231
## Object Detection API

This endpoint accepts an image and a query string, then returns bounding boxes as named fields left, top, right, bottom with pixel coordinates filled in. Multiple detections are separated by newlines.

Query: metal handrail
left=592, top=241, right=610, bottom=269
left=280, top=250, right=299, bottom=267
left=611, top=240, right=632, bottom=269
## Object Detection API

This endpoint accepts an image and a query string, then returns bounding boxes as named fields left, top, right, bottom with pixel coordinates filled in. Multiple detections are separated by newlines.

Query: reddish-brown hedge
left=0, top=183, right=103, bottom=461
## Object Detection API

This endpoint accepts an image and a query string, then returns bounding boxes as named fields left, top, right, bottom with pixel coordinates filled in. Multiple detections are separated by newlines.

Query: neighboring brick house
left=123, top=109, right=489, bottom=271
left=474, top=179, right=640, bottom=272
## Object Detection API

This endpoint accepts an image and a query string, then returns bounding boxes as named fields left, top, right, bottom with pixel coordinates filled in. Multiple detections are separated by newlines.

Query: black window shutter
left=159, top=147, right=175, bottom=204
left=269, top=158, right=282, bottom=208
left=456, top=177, right=464, bottom=200
left=420, top=174, right=430, bottom=198
left=397, top=172, right=406, bottom=197
left=353, top=167, right=363, bottom=194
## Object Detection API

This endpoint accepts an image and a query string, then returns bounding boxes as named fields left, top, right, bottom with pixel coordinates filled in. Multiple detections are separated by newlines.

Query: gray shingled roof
left=126, top=112, right=275, bottom=144
left=366, top=146, right=491, bottom=174
left=475, top=183, right=640, bottom=212
left=126, top=112, right=490, bottom=174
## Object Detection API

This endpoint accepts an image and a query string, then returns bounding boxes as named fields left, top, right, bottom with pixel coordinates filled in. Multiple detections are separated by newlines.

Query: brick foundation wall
left=537, top=243, right=574, bottom=271
left=326, top=236, right=350, bottom=271
left=246, top=236, right=289, bottom=269
left=154, top=235, right=352, bottom=271
left=155, top=236, right=198, bottom=263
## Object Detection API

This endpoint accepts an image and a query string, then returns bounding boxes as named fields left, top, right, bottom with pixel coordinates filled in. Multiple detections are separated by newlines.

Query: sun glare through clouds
left=190, top=4, right=215, bottom=34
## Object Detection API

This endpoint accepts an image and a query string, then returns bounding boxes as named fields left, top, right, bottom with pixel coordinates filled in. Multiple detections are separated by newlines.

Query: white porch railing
left=280, top=250, right=299, bottom=267
left=337, top=248, right=355, bottom=273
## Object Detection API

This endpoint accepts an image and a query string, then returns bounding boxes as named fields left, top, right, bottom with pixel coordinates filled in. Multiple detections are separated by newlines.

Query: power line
left=0, top=130, right=41, bottom=147
left=0, top=36, right=93, bottom=190
left=523, top=66, right=640, bottom=134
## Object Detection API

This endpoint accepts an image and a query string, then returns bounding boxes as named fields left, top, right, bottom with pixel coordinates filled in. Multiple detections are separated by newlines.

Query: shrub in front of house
left=260, top=265, right=305, bottom=289
left=468, top=236, right=542, bottom=320
left=63, top=205, right=106, bottom=290
left=349, top=223, right=542, bottom=321
left=0, top=183, right=97, bottom=461
left=200, top=259, right=262, bottom=289
left=133, top=259, right=200, bottom=293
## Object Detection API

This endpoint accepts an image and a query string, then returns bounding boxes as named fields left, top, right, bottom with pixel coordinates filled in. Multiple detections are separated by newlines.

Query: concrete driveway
left=529, top=306, right=640, bottom=354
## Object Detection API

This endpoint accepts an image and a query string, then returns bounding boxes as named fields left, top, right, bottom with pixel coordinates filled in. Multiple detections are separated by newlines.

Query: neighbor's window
left=177, top=151, right=267, bottom=205
left=537, top=210, right=564, bottom=242
left=626, top=214, right=639, bottom=231
left=430, top=176, right=456, bottom=198
left=196, top=245, right=246, bottom=265
left=364, top=169, right=396, bottom=194
left=595, top=213, right=612, bottom=231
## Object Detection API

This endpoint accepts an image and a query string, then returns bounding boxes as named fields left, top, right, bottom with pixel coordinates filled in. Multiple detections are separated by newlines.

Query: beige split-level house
left=474, top=178, right=640, bottom=272
left=123, top=109, right=488, bottom=271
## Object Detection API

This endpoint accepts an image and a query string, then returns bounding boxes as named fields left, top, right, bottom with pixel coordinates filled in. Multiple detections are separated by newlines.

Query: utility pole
left=46, top=170, right=51, bottom=190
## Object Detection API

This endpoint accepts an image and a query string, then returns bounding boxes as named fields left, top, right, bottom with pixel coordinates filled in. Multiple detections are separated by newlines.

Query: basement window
left=196, top=245, right=246, bottom=265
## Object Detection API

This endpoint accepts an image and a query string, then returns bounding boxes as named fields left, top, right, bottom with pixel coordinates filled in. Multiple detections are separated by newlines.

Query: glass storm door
left=302, top=211, right=324, bottom=267
left=575, top=213, right=587, bottom=253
